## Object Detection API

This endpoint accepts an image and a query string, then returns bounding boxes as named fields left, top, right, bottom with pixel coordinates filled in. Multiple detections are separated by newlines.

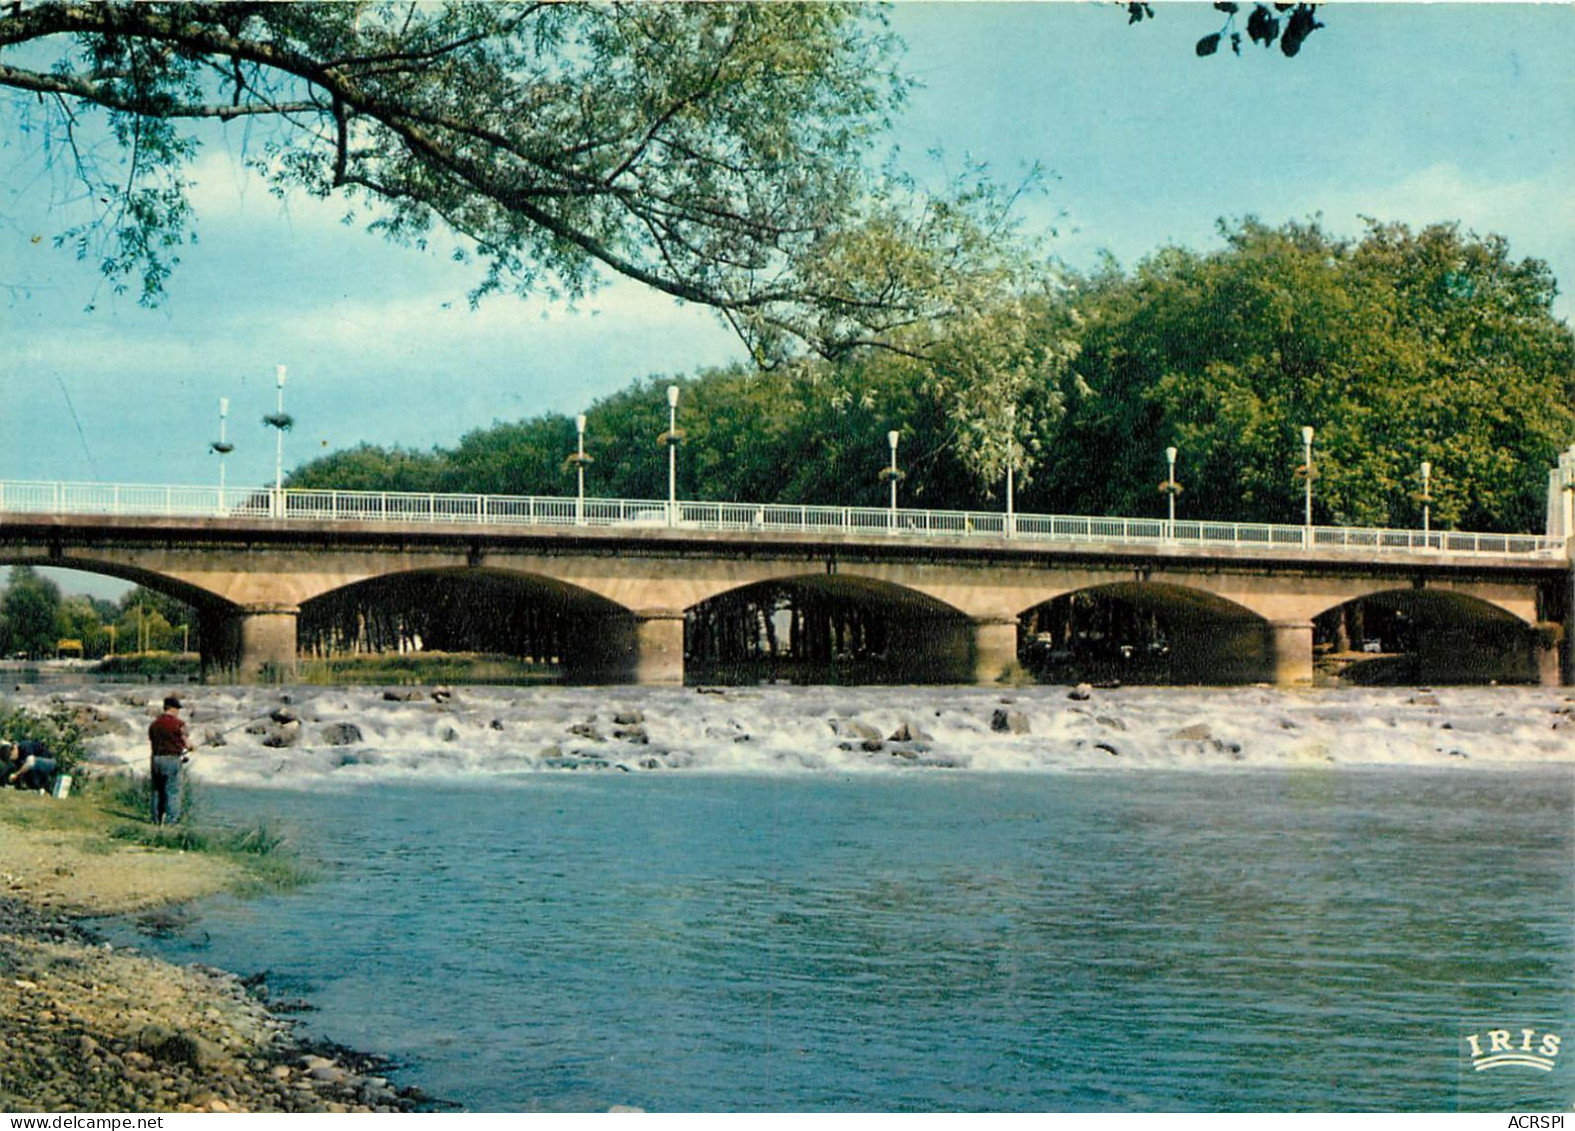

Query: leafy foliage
left=274, top=442, right=444, bottom=493
left=0, top=572, right=199, bottom=659
left=115, top=585, right=197, bottom=653
left=1042, top=219, right=1575, bottom=531
left=0, top=566, right=62, bottom=658
left=0, top=2, right=1054, bottom=364
left=0, top=701, right=90, bottom=776
left=1128, top=3, right=1324, bottom=59
left=287, top=218, right=1574, bottom=534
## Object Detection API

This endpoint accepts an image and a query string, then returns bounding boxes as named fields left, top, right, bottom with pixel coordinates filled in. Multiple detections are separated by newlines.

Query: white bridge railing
left=0, top=479, right=1564, bottom=558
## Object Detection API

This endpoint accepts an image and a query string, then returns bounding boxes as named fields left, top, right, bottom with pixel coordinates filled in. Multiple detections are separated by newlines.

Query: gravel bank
left=0, top=793, right=426, bottom=1113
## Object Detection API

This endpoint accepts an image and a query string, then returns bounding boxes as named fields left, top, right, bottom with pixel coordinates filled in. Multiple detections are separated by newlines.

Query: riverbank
left=0, top=787, right=421, bottom=1113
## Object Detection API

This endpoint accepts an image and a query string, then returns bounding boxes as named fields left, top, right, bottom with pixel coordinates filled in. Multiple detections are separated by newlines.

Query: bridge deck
left=0, top=479, right=1563, bottom=563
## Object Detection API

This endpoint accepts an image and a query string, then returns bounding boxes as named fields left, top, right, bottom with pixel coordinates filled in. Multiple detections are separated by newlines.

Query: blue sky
left=4, top=2, right=1573, bottom=506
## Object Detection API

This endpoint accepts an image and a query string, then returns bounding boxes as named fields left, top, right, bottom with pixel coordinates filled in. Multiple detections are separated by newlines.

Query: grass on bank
left=95, top=653, right=201, bottom=680
left=297, top=651, right=558, bottom=686
left=97, top=773, right=315, bottom=894
left=1, top=772, right=314, bottom=896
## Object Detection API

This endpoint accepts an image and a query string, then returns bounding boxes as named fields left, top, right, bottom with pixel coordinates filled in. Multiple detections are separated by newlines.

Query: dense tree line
left=289, top=219, right=1574, bottom=534
left=0, top=567, right=197, bottom=659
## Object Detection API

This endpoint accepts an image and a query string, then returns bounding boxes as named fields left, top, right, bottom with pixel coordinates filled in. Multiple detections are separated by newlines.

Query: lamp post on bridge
left=659, top=384, right=684, bottom=527
left=566, top=413, right=593, bottom=526
left=274, top=366, right=285, bottom=505
left=1300, top=425, right=1316, bottom=546
left=1160, top=445, right=1182, bottom=540
left=209, top=397, right=233, bottom=505
left=263, top=365, right=293, bottom=518
left=880, top=429, right=905, bottom=533
left=1419, top=460, right=1433, bottom=543
left=1004, top=404, right=1017, bottom=539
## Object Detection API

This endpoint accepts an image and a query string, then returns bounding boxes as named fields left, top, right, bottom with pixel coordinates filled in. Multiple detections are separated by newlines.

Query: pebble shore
left=0, top=895, right=424, bottom=1113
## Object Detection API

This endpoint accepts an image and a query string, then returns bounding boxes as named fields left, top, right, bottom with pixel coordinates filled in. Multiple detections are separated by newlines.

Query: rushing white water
left=9, top=681, right=1572, bottom=787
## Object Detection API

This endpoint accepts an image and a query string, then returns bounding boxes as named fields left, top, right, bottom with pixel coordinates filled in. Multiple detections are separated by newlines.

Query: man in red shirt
left=147, top=695, right=194, bottom=825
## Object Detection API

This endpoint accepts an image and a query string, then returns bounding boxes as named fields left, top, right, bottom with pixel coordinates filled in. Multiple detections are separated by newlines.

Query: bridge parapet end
left=1547, top=445, right=1575, bottom=540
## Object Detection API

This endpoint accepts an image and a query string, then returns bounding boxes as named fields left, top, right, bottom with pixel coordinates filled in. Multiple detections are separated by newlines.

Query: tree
left=56, top=594, right=108, bottom=657
left=0, top=566, right=63, bottom=657
left=116, top=585, right=195, bottom=652
left=282, top=217, right=1575, bottom=535
left=437, top=415, right=579, bottom=497
left=1126, top=3, right=1325, bottom=60
left=1042, top=219, right=1575, bottom=532
left=0, top=2, right=1051, bottom=364
left=286, top=442, right=445, bottom=492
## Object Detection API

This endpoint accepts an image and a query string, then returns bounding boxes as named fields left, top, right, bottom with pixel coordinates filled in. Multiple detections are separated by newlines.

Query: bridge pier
left=205, top=603, right=300, bottom=683
left=1535, top=623, right=1562, bottom=686
left=1411, top=621, right=1554, bottom=685
left=557, top=610, right=685, bottom=685
left=1568, top=561, right=1575, bottom=686
left=632, top=610, right=686, bottom=686
left=1266, top=620, right=1314, bottom=687
left=970, top=617, right=1021, bottom=685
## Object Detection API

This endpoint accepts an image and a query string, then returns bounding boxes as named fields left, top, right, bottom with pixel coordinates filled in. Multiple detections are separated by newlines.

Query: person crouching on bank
left=147, top=695, right=195, bottom=825
left=2, top=737, right=58, bottom=792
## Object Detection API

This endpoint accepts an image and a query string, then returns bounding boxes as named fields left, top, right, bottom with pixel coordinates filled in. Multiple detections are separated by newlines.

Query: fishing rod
left=196, top=715, right=273, bottom=747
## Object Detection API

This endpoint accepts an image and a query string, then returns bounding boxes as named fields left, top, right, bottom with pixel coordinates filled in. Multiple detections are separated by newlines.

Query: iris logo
left=1463, top=1027, right=1562, bottom=1072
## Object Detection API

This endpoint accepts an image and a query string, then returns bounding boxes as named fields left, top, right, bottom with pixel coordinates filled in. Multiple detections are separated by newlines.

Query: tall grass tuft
left=98, top=772, right=314, bottom=892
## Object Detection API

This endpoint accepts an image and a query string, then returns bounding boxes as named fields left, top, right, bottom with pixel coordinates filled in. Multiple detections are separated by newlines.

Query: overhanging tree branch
left=1, top=1, right=1051, bottom=361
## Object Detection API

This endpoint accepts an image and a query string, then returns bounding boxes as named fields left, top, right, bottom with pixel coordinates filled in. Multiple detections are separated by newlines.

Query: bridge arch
left=1309, top=588, right=1554, bottom=685
left=0, top=553, right=247, bottom=676
left=300, top=566, right=647, bottom=684
left=1017, top=580, right=1288, bottom=686
left=684, top=573, right=975, bottom=685
left=0, top=551, right=239, bottom=612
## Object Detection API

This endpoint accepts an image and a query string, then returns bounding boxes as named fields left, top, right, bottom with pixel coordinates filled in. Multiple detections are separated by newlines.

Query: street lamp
left=274, top=365, right=286, bottom=501
left=1300, top=424, right=1315, bottom=542
left=1160, top=445, right=1182, bottom=538
left=879, top=429, right=905, bottom=532
left=262, top=365, right=293, bottom=517
left=209, top=396, right=234, bottom=505
left=1004, top=404, right=1017, bottom=538
left=566, top=413, right=593, bottom=525
left=1419, top=460, right=1432, bottom=542
left=659, top=384, right=684, bottom=526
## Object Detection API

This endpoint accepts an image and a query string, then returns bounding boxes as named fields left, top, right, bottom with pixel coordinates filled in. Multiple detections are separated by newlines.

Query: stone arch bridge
left=2, top=508, right=1568, bottom=686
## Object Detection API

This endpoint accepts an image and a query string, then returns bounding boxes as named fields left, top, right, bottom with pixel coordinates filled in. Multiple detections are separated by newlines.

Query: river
left=24, top=682, right=1573, bottom=1111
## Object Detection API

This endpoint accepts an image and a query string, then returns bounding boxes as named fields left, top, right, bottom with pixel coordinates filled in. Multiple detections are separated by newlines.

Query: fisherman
left=2, top=737, right=58, bottom=792
left=147, top=695, right=195, bottom=825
